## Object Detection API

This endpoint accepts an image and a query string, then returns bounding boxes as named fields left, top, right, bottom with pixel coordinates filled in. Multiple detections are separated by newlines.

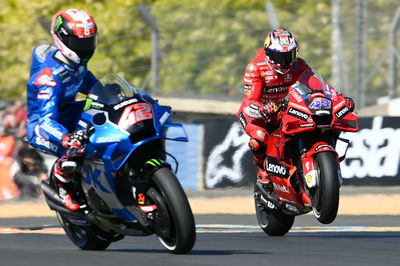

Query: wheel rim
left=56, top=212, right=88, bottom=247
left=311, top=159, right=322, bottom=218
left=146, top=188, right=177, bottom=248
left=256, top=204, right=270, bottom=228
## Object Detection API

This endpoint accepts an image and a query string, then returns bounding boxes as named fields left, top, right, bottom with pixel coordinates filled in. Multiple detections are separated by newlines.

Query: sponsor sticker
left=91, top=102, right=104, bottom=109
left=265, top=157, right=289, bottom=178
left=34, top=68, right=57, bottom=87
left=113, top=98, right=138, bottom=110
left=238, top=112, right=247, bottom=128
left=315, top=144, right=333, bottom=151
left=35, top=136, right=58, bottom=152
left=159, top=112, right=169, bottom=124
left=37, top=94, right=51, bottom=100
left=299, top=123, right=314, bottom=128
left=273, top=183, right=289, bottom=193
left=288, top=107, right=309, bottom=121
left=264, top=85, right=289, bottom=94
left=335, top=106, right=350, bottom=119
left=290, top=90, right=303, bottom=102
left=97, top=136, right=120, bottom=143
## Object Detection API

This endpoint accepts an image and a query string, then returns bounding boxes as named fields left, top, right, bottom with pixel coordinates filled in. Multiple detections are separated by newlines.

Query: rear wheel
left=312, top=152, right=340, bottom=224
left=254, top=184, right=295, bottom=236
left=49, top=173, right=113, bottom=250
left=150, top=167, right=196, bottom=254
left=56, top=212, right=112, bottom=250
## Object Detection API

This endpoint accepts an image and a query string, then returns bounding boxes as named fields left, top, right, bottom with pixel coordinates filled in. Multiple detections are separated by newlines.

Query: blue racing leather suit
left=26, top=44, right=98, bottom=156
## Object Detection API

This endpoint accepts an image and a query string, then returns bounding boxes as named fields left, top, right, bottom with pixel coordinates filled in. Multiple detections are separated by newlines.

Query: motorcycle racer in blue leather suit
left=27, top=9, right=98, bottom=211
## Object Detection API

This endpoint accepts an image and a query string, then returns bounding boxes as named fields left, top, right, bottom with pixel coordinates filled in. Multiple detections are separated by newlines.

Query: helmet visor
left=62, top=35, right=97, bottom=52
left=266, top=48, right=296, bottom=70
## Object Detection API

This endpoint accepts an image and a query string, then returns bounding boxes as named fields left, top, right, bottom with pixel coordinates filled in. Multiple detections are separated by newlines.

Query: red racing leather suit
left=237, top=48, right=311, bottom=146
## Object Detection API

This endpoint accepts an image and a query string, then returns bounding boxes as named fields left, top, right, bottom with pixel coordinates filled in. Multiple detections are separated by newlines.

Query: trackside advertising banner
left=203, top=116, right=400, bottom=189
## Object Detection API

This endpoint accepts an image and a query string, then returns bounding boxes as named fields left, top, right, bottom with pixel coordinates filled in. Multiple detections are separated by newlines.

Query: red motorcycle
left=254, top=69, right=358, bottom=236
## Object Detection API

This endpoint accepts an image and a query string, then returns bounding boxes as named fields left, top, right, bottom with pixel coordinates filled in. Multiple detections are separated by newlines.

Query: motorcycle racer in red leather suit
left=237, top=29, right=354, bottom=183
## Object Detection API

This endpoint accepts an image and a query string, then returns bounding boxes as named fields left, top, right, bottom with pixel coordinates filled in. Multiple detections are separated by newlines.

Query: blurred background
left=1, top=0, right=399, bottom=108
left=1, top=0, right=400, bottom=200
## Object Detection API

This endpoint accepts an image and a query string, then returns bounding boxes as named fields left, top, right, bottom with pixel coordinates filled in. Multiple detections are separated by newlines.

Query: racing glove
left=344, top=97, right=355, bottom=112
left=61, top=129, right=88, bottom=156
left=259, top=101, right=279, bottom=118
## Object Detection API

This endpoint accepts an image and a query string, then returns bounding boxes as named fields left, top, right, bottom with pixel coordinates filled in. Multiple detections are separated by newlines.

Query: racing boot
left=53, top=158, right=80, bottom=211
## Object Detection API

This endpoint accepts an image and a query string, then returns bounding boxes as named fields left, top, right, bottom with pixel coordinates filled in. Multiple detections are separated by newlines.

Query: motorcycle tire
left=312, top=151, right=340, bottom=224
left=56, top=212, right=112, bottom=250
left=49, top=176, right=112, bottom=250
left=150, top=167, right=196, bottom=254
left=254, top=184, right=295, bottom=236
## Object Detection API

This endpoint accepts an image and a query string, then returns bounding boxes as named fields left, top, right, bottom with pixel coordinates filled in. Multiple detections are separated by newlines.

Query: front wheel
left=312, top=152, right=340, bottom=224
left=150, top=167, right=196, bottom=254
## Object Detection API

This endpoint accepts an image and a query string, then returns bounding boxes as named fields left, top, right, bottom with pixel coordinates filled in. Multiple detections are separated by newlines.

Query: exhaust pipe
left=255, top=182, right=280, bottom=206
left=41, top=181, right=65, bottom=206
left=41, top=181, right=85, bottom=218
left=45, top=198, right=85, bottom=218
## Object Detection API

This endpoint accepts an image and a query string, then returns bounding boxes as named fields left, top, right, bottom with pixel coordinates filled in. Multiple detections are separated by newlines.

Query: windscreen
left=88, top=74, right=137, bottom=105
left=297, top=69, right=327, bottom=94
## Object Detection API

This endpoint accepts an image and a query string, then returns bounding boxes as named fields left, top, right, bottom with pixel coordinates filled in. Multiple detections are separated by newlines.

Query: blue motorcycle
left=41, top=74, right=196, bottom=254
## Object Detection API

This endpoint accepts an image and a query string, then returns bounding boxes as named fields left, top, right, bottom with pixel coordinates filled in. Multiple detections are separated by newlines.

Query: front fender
left=142, top=159, right=171, bottom=179
left=300, top=142, right=338, bottom=189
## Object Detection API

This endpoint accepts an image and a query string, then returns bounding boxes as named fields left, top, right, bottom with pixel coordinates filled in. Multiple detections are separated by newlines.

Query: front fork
left=298, top=139, right=342, bottom=195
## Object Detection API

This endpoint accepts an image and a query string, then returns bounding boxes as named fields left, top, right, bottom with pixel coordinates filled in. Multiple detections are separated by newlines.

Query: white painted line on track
left=196, top=224, right=400, bottom=233
left=1, top=225, right=400, bottom=234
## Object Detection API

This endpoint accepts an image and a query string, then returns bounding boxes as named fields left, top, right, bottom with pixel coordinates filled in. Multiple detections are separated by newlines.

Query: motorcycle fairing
left=268, top=170, right=311, bottom=215
left=330, top=103, right=358, bottom=132
left=281, top=72, right=358, bottom=135
left=77, top=74, right=188, bottom=223
left=80, top=105, right=187, bottom=173
left=264, top=150, right=310, bottom=214
left=81, top=161, right=140, bottom=221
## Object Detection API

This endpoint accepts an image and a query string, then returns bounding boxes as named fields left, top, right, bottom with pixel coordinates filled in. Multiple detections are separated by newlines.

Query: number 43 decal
left=118, top=103, right=153, bottom=128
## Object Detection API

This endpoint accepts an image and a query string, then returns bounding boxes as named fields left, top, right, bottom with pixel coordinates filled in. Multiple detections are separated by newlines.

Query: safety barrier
left=169, top=116, right=400, bottom=189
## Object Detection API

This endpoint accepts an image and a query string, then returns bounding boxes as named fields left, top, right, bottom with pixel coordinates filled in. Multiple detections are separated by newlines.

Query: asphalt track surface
left=1, top=186, right=400, bottom=265
left=1, top=214, right=399, bottom=266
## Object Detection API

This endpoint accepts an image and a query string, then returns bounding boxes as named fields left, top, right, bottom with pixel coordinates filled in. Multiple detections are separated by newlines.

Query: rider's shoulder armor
left=30, top=44, right=57, bottom=77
